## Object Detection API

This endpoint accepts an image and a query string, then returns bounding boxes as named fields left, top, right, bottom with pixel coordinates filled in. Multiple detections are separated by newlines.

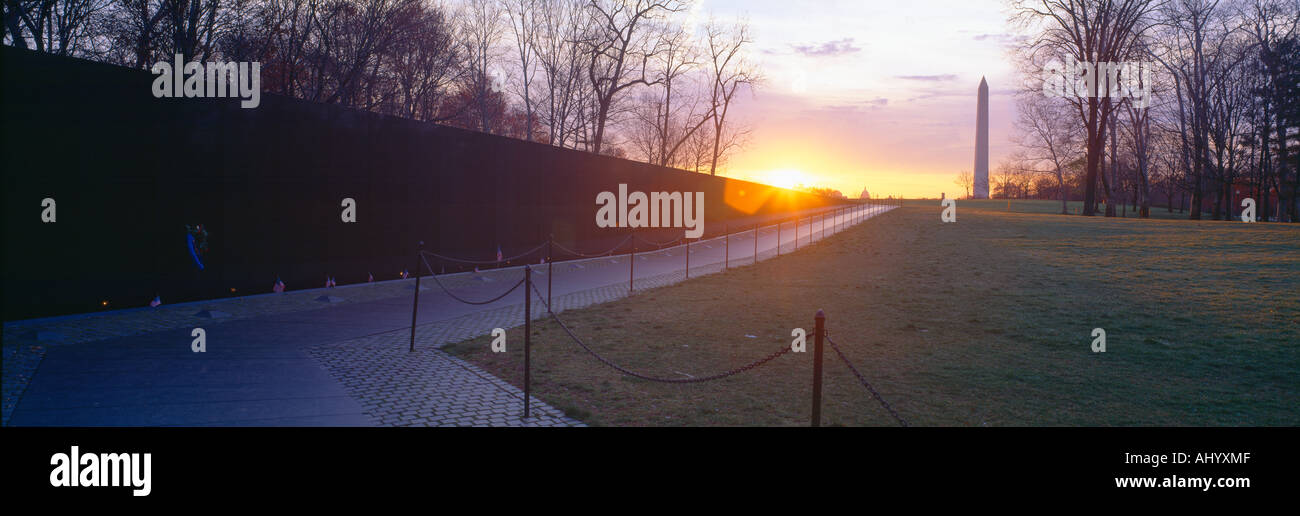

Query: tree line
left=2, top=0, right=759, bottom=174
left=1002, top=0, right=1299, bottom=221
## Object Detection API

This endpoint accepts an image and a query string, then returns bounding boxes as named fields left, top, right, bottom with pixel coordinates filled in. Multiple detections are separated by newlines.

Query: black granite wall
left=1, top=47, right=842, bottom=320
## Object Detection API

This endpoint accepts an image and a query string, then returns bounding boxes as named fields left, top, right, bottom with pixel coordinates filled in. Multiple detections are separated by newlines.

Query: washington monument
left=973, top=77, right=989, bottom=199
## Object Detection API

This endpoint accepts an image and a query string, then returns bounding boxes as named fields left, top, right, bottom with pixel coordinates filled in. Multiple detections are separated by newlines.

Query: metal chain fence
left=528, top=278, right=793, bottom=383
left=826, top=332, right=908, bottom=427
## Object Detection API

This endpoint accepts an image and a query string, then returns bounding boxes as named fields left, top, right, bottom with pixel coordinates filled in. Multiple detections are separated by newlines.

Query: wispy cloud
left=790, top=38, right=862, bottom=57
left=895, top=74, right=959, bottom=82
left=973, top=33, right=1030, bottom=45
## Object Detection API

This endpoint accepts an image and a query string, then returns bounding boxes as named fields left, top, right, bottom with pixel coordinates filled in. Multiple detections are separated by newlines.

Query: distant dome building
left=859, top=187, right=870, bottom=199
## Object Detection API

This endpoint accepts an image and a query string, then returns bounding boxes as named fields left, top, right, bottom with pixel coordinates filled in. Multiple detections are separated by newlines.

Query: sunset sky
left=704, top=0, right=1020, bottom=199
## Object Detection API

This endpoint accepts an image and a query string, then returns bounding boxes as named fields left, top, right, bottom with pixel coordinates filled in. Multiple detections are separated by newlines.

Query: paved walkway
left=2, top=204, right=894, bottom=426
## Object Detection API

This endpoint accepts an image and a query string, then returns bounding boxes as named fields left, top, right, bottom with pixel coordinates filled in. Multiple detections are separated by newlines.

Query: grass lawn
left=444, top=201, right=1299, bottom=426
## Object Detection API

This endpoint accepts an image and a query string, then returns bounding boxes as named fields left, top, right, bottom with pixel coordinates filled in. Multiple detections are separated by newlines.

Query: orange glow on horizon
left=721, top=155, right=957, bottom=200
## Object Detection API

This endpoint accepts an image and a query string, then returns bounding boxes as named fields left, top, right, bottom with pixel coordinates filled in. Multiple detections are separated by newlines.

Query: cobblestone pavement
left=310, top=331, right=582, bottom=427
left=2, top=280, right=420, bottom=425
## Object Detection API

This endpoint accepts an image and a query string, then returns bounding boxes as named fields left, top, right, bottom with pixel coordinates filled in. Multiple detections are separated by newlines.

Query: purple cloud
left=791, top=38, right=862, bottom=57
left=895, top=74, right=959, bottom=82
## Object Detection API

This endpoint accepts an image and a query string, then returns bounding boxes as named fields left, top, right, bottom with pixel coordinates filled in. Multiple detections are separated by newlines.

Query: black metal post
left=629, top=230, right=635, bottom=294
left=753, top=222, right=758, bottom=264
left=812, top=309, right=825, bottom=427
left=547, top=234, right=553, bottom=312
left=410, top=241, right=423, bottom=353
left=685, top=237, right=690, bottom=279
left=524, top=266, right=532, bottom=418
left=795, top=214, right=799, bottom=250
left=724, top=222, right=729, bottom=270
left=777, top=219, right=781, bottom=256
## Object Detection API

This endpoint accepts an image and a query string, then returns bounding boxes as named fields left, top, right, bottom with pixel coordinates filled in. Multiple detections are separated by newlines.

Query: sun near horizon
left=708, top=0, right=1016, bottom=199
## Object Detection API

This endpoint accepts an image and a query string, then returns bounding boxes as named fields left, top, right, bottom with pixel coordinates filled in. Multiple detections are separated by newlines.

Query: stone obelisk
left=973, top=77, right=990, bottom=199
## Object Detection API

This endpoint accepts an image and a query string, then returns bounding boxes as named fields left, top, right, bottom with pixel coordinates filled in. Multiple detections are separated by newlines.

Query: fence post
left=812, top=309, right=825, bottom=427
left=777, top=218, right=781, bottom=256
left=629, top=230, right=635, bottom=294
left=524, top=266, right=532, bottom=418
left=685, top=237, right=690, bottom=279
left=547, top=234, right=553, bottom=313
left=795, top=214, right=799, bottom=250
left=724, top=221, right=729, bottom=270
left=410, top=240, right=423, bottom=353
left=753, top=222, right=758, bottom=264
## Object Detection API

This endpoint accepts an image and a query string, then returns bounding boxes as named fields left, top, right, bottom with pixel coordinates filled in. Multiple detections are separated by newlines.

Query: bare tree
left=4, top=0, right=111, bottom=55
left=162, top=0, right=221, bottom=62
left=1012, top=0, right=1161, bottom=216
left=631, top=15, right=711, bottom=167
left=384, top=1, right=463, bottom=121
left=1239, top=0, right=1300, bottom=221
left=99, top=0, right=170, bottom=68
left=701, top=15, right=756, bottom=175
left=1148, top=0, right=1238, bottom=219
left=580, top=0, right=685, bottom=155
left=532, top=0, right=587, bottom=147
left=459, top=0, right=505, bottom=133
left=1014, top=90, right=1084, bottom=214
left=993, top=159, right=1020, bottom=198
left=955, top=170, right=974, bottom=199
left=502, top=0, right=538, bottom=140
